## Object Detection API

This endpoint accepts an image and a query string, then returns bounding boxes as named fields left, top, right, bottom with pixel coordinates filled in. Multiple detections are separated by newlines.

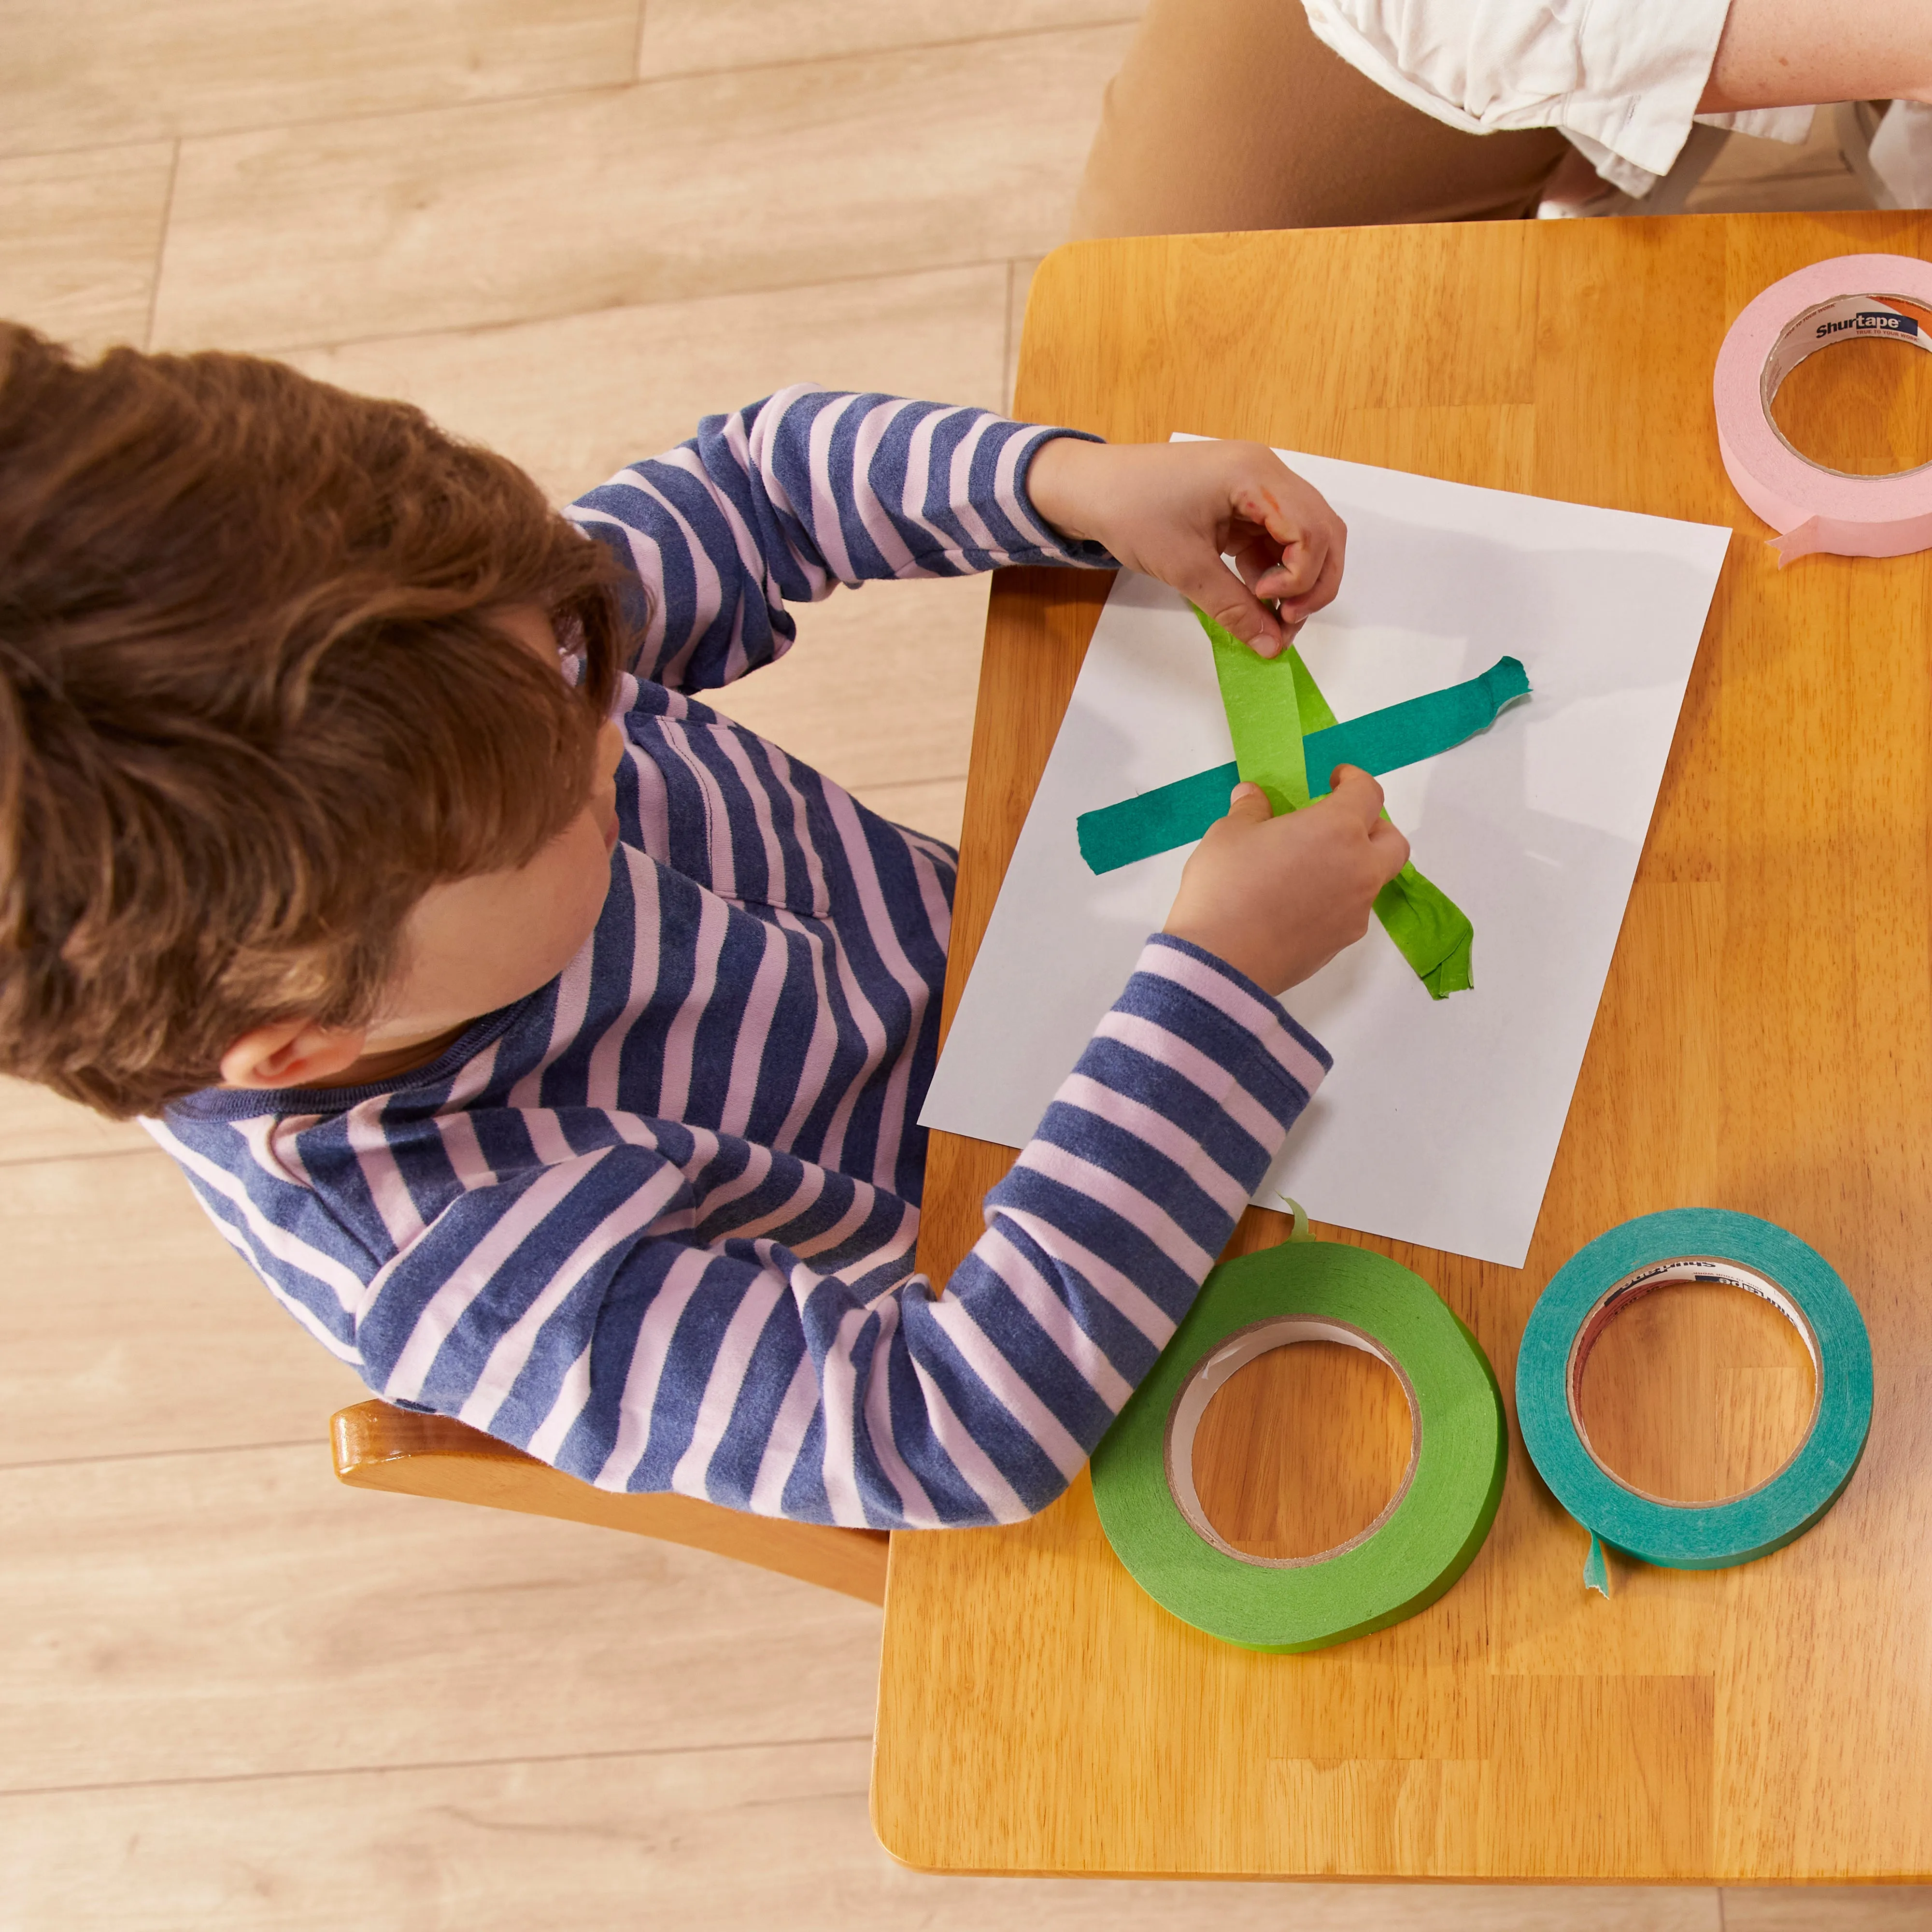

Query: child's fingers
left=1225, top=780, right=1273, bottom=824
left=1229, top=459, right=1346, bottom=603
left=1231, top=527, right=1295, bottom=591
left=1185, top=559, right=1287, bottom=658
left=1274, top=540, right=1345, bottom=622
left=1230, top=536, right=1313, bottom=643
left=1367, top=813, right=1411, bottom=881
left=1250, top=527, right=1330, bottom=605
left=1325, top=768, right=1409, bottom=880
left=1325, top=764, right=1386, bottom=829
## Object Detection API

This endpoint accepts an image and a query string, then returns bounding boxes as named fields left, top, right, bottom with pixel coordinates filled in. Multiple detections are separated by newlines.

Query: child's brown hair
left=0, top=326, right=629, bottom=1118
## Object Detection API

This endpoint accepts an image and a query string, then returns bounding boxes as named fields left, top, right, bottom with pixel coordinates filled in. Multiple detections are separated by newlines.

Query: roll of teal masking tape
left=1091, top=1238, right=1506, bottom=1652
left=1517, top=1209, right=1873, bottom=1592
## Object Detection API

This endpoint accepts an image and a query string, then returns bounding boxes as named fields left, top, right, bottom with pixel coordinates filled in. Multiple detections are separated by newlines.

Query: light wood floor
left=1, top=6, right=1924, bottom=1924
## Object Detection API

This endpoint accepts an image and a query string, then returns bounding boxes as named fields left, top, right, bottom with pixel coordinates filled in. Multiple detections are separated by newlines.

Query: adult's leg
left=1072, top=0, right=1571, bottom=237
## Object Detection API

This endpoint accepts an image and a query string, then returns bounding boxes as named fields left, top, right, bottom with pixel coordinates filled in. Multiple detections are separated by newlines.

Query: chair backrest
left=330, top=1400, right=888, bottom=1605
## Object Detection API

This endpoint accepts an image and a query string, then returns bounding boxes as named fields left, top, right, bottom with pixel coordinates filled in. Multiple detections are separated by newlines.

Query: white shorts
left=1301, top=0, right=1814, bottom=195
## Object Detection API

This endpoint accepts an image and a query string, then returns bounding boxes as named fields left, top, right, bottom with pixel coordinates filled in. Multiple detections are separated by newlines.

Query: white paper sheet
left=919, top=446, right=1732, bottom=1268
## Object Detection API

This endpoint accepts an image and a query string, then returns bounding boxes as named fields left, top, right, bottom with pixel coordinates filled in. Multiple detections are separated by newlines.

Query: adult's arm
left=1700, top=0, right=1932, bottom=113
left=1299, top=0, right=1926, bottom=196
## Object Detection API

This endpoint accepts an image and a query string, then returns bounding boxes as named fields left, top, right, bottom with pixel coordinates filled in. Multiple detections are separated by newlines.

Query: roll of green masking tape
left=1091, top=1238, right=1507, bottom=1652
left=1517, top=1209, right=1873, bottom=1591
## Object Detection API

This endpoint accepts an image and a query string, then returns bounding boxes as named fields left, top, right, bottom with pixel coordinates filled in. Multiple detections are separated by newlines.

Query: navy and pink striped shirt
left=151, top=387, right=1331, bottom=1528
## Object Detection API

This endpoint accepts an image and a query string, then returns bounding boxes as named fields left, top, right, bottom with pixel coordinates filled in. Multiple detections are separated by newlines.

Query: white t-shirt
left=1302, top=0, right=1814, bottom=195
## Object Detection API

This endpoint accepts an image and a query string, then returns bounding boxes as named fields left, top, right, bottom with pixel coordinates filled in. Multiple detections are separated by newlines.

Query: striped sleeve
left=563, top=385, right=1111, bottom=693
left=348, top=935, right=1328, bottom=1530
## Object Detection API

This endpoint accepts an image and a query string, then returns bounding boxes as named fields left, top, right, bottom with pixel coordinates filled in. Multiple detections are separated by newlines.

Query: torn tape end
left=1583, top=1530, right=1612, bottom=1598
left=1274, top=1196, right=1313, bottom=1242
left=1770, top=517, right=1824, bottom=566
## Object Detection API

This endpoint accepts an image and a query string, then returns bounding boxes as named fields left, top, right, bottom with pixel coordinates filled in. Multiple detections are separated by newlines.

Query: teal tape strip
left=1077, top=762, right=1239, bottom=875
left=1517, top=1209, right=1874, bottom=1587
left=1092, top=1239, right=1506, bottom=1652
left=1074, top=657, right=1531, bottom=874
left=1303, top=656, right=1530, bottom=797
left=1583, top=1531, right=1611, bottom=1598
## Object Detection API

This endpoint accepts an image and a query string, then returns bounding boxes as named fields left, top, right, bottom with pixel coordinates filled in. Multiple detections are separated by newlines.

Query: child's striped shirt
left=152, top=386, right=1329, bottom=1528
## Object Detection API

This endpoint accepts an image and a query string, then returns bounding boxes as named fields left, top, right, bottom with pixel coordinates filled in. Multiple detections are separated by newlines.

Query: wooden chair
left=330, top=1400, right=889, bottom=1605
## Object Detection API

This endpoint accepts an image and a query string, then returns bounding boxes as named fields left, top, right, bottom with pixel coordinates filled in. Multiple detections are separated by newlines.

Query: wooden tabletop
left=872, top=213, right=1932, bottom=1885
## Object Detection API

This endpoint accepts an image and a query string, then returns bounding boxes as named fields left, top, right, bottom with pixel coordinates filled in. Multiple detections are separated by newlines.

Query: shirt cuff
left=1013, top=426, right=1118, bottom=570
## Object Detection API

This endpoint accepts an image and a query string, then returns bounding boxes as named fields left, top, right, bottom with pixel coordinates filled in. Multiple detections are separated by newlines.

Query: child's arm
left=325, top=773, right=1404, bottom=1528
left=565, top=384, right=1106, bottom=693
left=563, top=387, right=1347, bottom=691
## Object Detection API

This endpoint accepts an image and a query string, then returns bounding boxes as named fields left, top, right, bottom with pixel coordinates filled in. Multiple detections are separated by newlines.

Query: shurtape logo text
left=1817, top=310, right=1922, bottom=339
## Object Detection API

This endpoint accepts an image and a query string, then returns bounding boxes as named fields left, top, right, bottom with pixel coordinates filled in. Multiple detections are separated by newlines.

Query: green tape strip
left=1193, top=609, right=1482, bottom=999
left=1091, top=1239, right=1507, bottom=1653
left=1374, top=860, right=1476, bottom=998
left=1261, top=626, right=1478, bottom=999
left=1517, top=1209, right=1874, bottom=1589
left=1206, top=617, right=1308, bottom=815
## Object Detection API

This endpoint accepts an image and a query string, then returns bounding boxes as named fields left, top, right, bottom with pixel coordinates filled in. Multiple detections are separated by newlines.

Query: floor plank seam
left=859, top=770, right=969, bottom=792
left=228, top=260, right=1046, bottom=364
left=0, top=1437, right=322, bottom=1474
left=141, top=138, right=180, bottom=355
left=8, top=17, right=1138, bottom=175
left=631, top=16, right=1147, bottom=91
left=0, top=1141, right=169, bottom=1172
left=0, top=129, right=195, bottom=166
left=1001, top=259, right=1018, bottom=415
left=0, top=74, right=644, bottom=168
left=1, top=1732, right=882, bottom=1801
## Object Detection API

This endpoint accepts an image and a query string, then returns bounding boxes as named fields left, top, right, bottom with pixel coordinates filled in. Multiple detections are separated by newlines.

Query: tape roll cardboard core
left=1567, top=1259, right=1821, bottom=1508
left=1762, top=295, right=1932, bottom=480
left=1165, top=1317, right=1421, bottom=1568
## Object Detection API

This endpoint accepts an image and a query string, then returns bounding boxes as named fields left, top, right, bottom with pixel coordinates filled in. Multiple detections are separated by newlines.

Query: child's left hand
left=1026, top=436, right=1346, bottom=660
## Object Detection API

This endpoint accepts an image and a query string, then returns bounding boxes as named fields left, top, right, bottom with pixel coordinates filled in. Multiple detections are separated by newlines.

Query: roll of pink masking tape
left=1713, top=253, right=1932, bottom=564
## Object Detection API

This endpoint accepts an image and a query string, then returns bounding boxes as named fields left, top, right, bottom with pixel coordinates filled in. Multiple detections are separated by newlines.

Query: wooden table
left=872, top=213, right=1932, bottom=1885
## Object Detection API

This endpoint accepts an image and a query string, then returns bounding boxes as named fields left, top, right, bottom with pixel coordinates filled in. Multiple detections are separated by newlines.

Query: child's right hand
left=1161, top=768, right=1410, bottom=996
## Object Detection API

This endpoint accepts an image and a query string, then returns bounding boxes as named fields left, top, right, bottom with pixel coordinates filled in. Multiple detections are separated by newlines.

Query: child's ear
left=218, top=1017, right=368, bottom=1091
